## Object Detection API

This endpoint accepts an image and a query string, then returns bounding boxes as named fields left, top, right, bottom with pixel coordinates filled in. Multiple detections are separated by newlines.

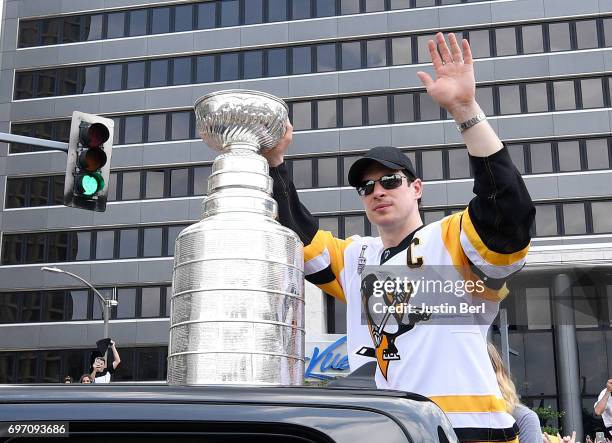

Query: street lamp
left=41, top=267, right=118, bottom=356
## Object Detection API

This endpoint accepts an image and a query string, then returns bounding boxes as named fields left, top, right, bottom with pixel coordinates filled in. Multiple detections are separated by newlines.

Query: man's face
left=81, top=376, right=92, bottom=383
left=359, top=163, right=422, bottom=231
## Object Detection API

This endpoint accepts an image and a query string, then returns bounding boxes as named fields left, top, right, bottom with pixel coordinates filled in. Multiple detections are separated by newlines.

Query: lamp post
left=41, top=267, right=117, bottom=355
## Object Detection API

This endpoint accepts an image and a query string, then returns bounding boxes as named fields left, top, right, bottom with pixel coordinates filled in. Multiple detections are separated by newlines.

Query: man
left=594, top=379, right=612, bottom=439
left=90, top=340, right=121, bottom=383
left=264, top=32, right=535, bottom=442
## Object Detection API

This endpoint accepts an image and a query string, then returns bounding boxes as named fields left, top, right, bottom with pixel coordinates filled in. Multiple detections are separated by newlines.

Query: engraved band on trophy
left=167, top=90, right=305, bottom=385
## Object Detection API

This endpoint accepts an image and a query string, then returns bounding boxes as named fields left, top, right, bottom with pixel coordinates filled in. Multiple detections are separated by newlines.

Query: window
left=63, top=17, right=81, bottom=43
left=345, top=216, right=365, bottom=237
left=173, top=57, right=192, bottom=85
left=424, top=210, right=446, bottom=224
left=534, top=204, right=557, bottom=236
left=6, top=178, right=27, bottom=208
left=368, top=95, right=388, bottom=125
left=141, top=287, right=161, bottom=318
left=316, top=44, right=336, bottom=72
left=292, top=46, right=312, bottom=74
left=175, top=5, right=194, bottom=32
left=575, top=20, right=599, bottom=50
left=467, top=30, right=490, bottom=58
left=26, top=234, right=45, bottom=263
left=194, top=165, right=212, bottom=195
left=605, top=18, right=612, bottom=47
left=129, top=10, right=147, bottom=36
left=317, top=100, right=337, bottom=129
left=586, top=139, right=609, bottom=170
left=167, top=225, right=185, bottom=256
left=316, top=0, right=335, bottom=17
left=341, top=0, right=360, bottom=14
left=365, top=0, right=385, bottom=12
left=151, top=7, right=171, bottom=34
left=553, top=80, right=576, bottom=111
left=145, top=170, right=165, bottom=199
left=448, top=149, right=470, bottom=179
left=390, top=0, right=411, bottom=9
left=319, top=217, right=339, bottom=236
left=292, top=159, right=312, bottom=189
left=245, top=0, right=264, bottom=24
left=341, top=42, right=362, bottom=70
left=557, top=141, right=581, bottom=172
left=170, top=168, right=189, bottom=197
left=521, top=25, right=544, bottom=54
left=147, top=114, right=167, bottom=142
left=525, top=288, right=551, bottom=329
left=220, top=0, right=240, bottom=27
left=525, top=82, right=548, bottom=113
left=580, top=78, right=604, bottom=109
left=507, top=144, right=525, bottom=174
left=171, top=112, right=191, bottom=140
left=150, top=60, right=169, bottom=87
left=392, top=37, right=411, bottom=65
left=475, top=86, right=494, bottom=116
left=498, top=84, right=521, bottom=115
left=15, top=72, right=34, bottom=100
left=196, top=55, right=215, bottom=83
left=317, top=158, right=338, bottom=187
left=292, top=0, right=312, bottom=19
left=1, top=236, right=23, bottom=265
left=548, top=22, right=571, bottom=52
left=417, top=34, right=435, bottom=63
left=104, top=64, right=123, bottom=91
left=106, top=12, right=126, bottom=39
left=219, top=53, right=239, bottom=81
left=19, top=21, right=39, bottom=47
left=267, top=48, right=288, bottom=77
left=124, top=116, right=144, bottom=144
left=591, top=201, right=612, bottom=233
left=495, top=27, right=517, bottom=56
left=119, top=229, right=139, bottom=258
left=268, top=0, right=288, bottom=22
left=48, top=232, right=69, bottom=262
left=127, top=62, right=145, bottom=89
left=143, top=228, right=163, bottom=257
left=95, top=230, right=115, bottom=259
left=66, top=290, right=88, bottom=321
left=342, top=97, right=363, bottom=127
left=530, top=143, right=553, bottom=173
left=366, top=39, right=386, bottom=67
left=421, top=150, right=443, bottom=180
left=197, top=2, right=217, bottom=29
left=122, top=171, right=142, bottom=200
left=73, top=231, right=91, bottom=261
left=39, top=18, right=59, bottom=45
left=393, top=93, right=414, bottom=123
left=563, top=203, right=586, bottom=235
left=107, top=172, right=117, bottom=202
left=244, top=50, right=263, bottom=79
left=418, top=92, right=439, bottom=121
left=59, top=68, right=79, bottom=96
left=85, top=14, right=103, bottom=41
left=82, top=66, right=100, bottom=93
left=292, top=102, right=312, bottom=130
left=37, top=70, right=56, bottom=97
left=116, top=288, right=136, bottom=319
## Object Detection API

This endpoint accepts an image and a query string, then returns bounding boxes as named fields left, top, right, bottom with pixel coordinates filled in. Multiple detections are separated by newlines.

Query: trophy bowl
left=194, top=89, right=288, bottom=152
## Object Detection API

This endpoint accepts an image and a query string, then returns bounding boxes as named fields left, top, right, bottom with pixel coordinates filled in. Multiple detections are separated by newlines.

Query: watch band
left=457, top=112, right=487, bottom=133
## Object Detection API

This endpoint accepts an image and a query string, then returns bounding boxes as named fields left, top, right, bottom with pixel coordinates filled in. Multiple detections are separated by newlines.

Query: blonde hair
left=487, top=342, right=520, bottom=412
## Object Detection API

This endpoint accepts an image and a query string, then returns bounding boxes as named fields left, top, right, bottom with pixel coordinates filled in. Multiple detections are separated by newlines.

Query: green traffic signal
left=76, top=172, right=105, bottom=196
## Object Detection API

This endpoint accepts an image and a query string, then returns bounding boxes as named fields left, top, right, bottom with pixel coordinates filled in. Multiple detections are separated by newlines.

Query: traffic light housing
left=64, top=111, right=114, bottom=211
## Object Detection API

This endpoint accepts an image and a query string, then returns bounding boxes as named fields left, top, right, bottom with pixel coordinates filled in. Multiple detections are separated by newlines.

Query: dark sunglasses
left=356, top=173, right=409, bottom=196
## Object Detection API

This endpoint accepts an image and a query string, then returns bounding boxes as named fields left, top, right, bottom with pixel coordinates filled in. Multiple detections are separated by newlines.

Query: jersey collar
left=379, top=224, right=425, bottom=265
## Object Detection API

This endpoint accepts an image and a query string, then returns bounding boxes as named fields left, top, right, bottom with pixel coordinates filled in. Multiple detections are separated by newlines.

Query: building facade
left=1, top=0, right=612, bottom=437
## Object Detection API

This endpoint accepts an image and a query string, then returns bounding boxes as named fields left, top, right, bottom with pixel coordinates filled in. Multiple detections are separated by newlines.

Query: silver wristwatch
left=457, top=112, right=486, bottom=133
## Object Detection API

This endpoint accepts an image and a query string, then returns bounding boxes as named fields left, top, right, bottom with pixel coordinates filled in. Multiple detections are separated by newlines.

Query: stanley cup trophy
left=167, top=90, right=305, bottom=385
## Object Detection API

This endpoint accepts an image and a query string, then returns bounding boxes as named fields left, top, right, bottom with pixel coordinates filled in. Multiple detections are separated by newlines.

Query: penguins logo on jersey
left=357, top=245, right=368, bottom=275
left=358, top=273, right=431, bottom=379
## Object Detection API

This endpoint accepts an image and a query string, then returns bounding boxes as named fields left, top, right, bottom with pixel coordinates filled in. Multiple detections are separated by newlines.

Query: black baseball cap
left=348, top=146, right=417, bottom=187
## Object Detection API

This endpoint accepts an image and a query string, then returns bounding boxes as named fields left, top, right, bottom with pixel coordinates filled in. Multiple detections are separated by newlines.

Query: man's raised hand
left=262, top=120, right=293, bottom=167
left=416, top=32, right=477, bottom=122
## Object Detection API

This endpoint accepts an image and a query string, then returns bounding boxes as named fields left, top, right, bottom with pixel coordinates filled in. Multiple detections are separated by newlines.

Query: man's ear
left=411, top=178, right=423, bottom=200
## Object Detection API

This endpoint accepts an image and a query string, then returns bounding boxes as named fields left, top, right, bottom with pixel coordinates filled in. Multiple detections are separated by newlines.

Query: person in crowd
left=63, top=375, right=73, bottom=383
left=90, top=340, right=121, bottom=383
left=594, top=379, right=612, bottom=440
left=264, top=31, right=534, bottom=442
left=543, top=431, right=576, bottom=443
left=79, top=374, right=92, bottom=383
left=487, top=342, right=541, bottom=442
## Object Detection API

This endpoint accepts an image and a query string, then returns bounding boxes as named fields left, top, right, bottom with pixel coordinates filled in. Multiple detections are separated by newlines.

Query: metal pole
left=0, top=131, right=69, bottom=152
left=499, top=308, right=510, bottom=371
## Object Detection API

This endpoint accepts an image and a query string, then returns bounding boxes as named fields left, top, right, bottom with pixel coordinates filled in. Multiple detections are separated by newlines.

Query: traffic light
left=63, top=111, right=114, bottom=211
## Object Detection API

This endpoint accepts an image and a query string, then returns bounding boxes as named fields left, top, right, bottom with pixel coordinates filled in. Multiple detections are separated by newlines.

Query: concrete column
left=552, top=273, right=583, bottom=439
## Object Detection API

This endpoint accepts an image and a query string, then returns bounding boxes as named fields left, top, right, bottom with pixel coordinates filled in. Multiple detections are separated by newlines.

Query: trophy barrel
left=167, top=90, right=305, bottom=385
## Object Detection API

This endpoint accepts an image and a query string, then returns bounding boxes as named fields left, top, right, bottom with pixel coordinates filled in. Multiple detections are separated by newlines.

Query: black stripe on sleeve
left=306, top=265, right=336, bottom=285
left=454, top=423, right=519, bottom=442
